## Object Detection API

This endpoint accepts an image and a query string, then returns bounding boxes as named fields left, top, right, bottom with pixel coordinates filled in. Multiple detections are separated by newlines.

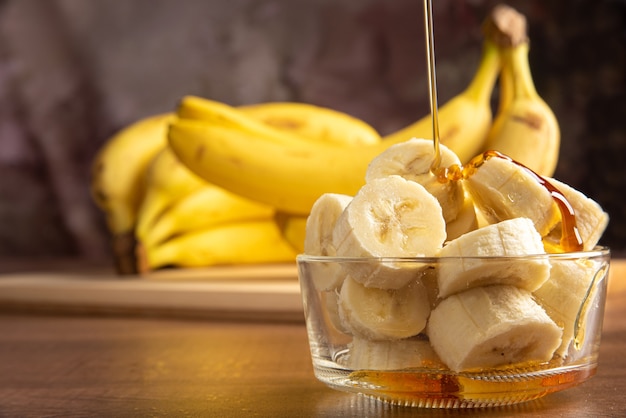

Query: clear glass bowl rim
left=296, top=246, right=610, bottom=264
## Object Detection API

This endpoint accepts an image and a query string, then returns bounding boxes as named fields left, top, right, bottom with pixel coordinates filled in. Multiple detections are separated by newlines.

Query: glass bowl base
left=312, top=360, right=596, bottom=408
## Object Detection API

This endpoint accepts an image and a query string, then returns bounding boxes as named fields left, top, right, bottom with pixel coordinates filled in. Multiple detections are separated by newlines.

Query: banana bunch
left=92, top=5, right=567, bottom=274
left=91, top=99, right=385, bottom=273
left=133, top=145, right=285, bottom=272
left=303, top=136, right=608, bottom=372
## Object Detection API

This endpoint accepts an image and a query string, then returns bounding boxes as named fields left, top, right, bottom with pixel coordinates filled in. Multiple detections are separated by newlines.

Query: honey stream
left=423, top=0, right=582, bottom=253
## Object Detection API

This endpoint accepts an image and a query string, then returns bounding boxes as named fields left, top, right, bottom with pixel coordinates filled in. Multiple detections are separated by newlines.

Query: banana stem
left=508, top=43, right=540, bottom=100
left=463, top=42, right=501, bottom=104
left=496, top=48, right=514, bottom=114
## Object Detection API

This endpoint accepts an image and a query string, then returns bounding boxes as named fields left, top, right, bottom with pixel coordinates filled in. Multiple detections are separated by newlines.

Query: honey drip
left=421, top=0, right=580, bottom=252
left=434, top=151, right=583, bottom=253
left=423, top=0, right=442, bottom=175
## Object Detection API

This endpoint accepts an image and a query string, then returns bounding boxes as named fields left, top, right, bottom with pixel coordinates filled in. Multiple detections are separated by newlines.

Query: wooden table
left=0, top=260, right=624, bottom=417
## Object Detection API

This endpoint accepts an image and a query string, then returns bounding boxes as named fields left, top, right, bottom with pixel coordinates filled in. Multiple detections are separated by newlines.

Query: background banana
left=168, top=119, right=376, bottom=215
left=482, top=5, right=560, bottom=177
left=178, top=95, right=381, bottom=147
left=137, top=220, right=297, bottom=272
left=90, top=113, right=173, bottom=273
left=134, top=146, right=207, bottom=246
left=139, top=183, right=276, bottom=250
left=240, top=102, right=382, bottom=146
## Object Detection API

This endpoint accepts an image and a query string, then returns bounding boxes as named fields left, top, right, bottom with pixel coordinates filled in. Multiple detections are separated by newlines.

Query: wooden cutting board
left=0, top=264, right=303, bottom=321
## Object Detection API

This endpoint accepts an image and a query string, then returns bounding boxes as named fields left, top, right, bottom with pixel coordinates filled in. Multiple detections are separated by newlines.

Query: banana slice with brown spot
left=427, top=284, right=562, bottom=372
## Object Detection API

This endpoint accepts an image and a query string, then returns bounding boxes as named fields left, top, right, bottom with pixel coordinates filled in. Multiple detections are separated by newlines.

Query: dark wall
left=0, top=0, right=623, bottom=260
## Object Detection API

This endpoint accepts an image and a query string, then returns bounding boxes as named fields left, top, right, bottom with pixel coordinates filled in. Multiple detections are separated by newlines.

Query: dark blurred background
left=0, top=0, right=624, bottom=263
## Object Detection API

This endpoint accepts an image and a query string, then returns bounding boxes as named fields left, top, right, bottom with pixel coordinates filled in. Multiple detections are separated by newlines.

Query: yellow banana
left=137, top=220, right=298, bottom=272
left=176, top=96, right=312, bottom=145
left=141, top=184, right=276, bottom=249
left=275, top=213, right=308, bottom=253
left=178, top=96, right=381, bottom=147
left=239, top=102, right=381, bottom=146
left=482, top=6, right=560, bottom=177
left=168, top=119, right=374, bottom=214
left=91, top=113, right=174, bottom=273
left=91, top=113, right=174, bottom=235
left=382, top=40, right=501, bottom=163
left=134, top=146, right=207, bottom=244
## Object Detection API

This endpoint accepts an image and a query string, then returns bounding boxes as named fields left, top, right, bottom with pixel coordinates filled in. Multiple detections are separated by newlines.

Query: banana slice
left=543, top=177, right=609, bottom=251
left=338, top=276, right=431, bottom=341
left=427, top=285, right=562, bottom=372
left=321, top=289, right=351, bottom=336
left=333, top=175, right=446, bottom=289
left=445, top=191, right=479, bottom=241
left=345, top=336, right=445, bottom=371
left=304, top=193, right=353, bottom=291
left=365, top=138, right=465, bottom=223
left=533, top=258, right=601, bottom=359
left=463, top=156, right=560, bottom=236
left=437, top=217, right=550, bottom=298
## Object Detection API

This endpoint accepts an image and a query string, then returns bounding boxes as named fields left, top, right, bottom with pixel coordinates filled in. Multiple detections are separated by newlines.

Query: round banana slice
left=338, top=276, right=431, bottom=341
left=346, top=336, right=445, bottom=371
left=333, top=175, right=446, bottom=289
left=437, top=217, right=550, bottom=298
left=365, top=138, right=465, bottom=223
left=463, top=156, right=560, bottom=236
left=304, top=193, right=353, bottom=291
left=543, top=177, right=609, bottom=252
left=427, top=284, right=562, bottom=373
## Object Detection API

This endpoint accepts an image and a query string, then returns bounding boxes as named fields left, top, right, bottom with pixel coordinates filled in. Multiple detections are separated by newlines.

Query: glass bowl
left=297, top=248, right=610, bottom=408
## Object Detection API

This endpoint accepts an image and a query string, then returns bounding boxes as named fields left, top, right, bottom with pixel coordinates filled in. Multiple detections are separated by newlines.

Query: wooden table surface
left=0, top=260, right=624, bottom=417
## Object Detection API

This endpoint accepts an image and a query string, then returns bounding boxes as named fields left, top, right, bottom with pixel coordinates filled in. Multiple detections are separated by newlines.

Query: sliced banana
left=338, top=276, right=431, bottom=341
left=427, top=285, right=562, bottom=372
left=437, top=217, right=550, bottom=298
left=365, top=138, right=465, bottom=223
left=305, top=193, right=353, bottom=256
left=304, top=193, right=353, bottom=291
left=533, top=258, right=600, bottom=359
left=320, top=289, right=351, bottom=336
left=543, top=177, right=609, bottom=252
left=463, top=156, right=560, bottom=236
left=345, top=336, right=445, bottom=371
left=445, top=191, right=478, bottom=241
left=333, top=175, right=446, bottom=289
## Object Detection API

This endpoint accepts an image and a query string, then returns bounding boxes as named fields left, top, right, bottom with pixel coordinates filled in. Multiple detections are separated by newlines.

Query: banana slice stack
left=305, top=138, right=609, bottom=373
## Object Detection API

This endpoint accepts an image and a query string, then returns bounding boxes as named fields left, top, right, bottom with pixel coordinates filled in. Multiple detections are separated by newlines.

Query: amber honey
left=345, top=364, right=596, bottom=407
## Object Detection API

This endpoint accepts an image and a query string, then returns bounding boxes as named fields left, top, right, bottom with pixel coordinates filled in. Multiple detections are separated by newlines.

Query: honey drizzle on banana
left=436, top=151, right=584, bottom=253
left=422, top=0, right=580, bottom=252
